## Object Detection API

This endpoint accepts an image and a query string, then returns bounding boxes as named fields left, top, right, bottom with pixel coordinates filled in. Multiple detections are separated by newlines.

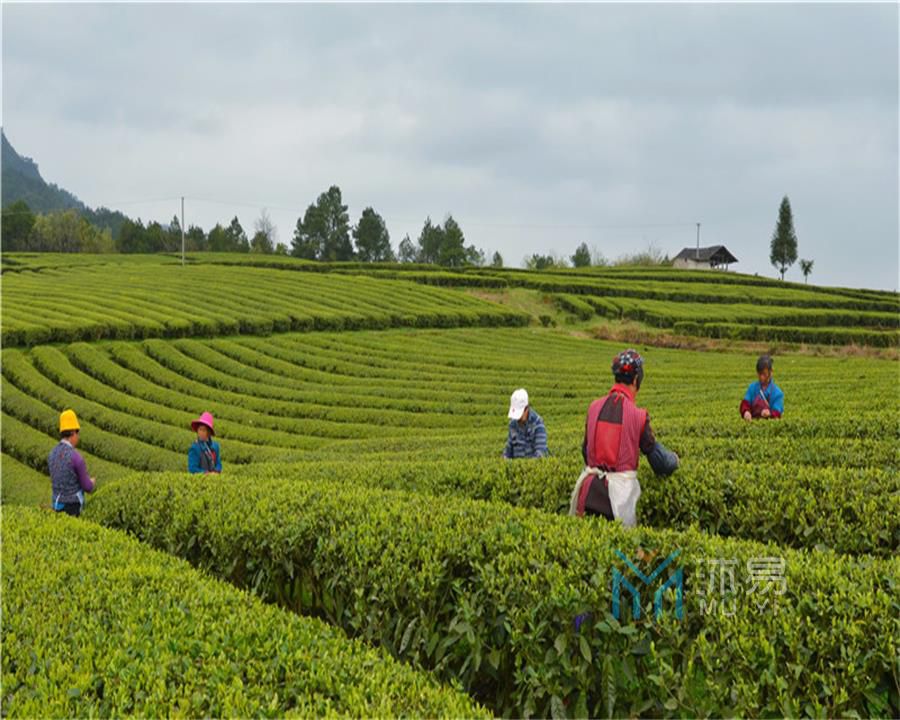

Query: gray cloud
left=2, top=3, right=897, bottom=289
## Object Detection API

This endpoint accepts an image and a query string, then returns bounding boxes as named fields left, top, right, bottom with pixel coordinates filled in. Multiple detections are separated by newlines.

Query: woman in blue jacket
left=188, top=411, right=222, bottom=474
left=740, top=355, right=784, bottom=420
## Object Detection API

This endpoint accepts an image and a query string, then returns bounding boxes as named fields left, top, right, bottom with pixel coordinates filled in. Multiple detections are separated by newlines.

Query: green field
left=2, top=254, right=898, bottom=718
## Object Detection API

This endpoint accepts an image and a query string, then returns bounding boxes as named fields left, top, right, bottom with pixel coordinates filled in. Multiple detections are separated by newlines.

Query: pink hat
left=191, top=411, right=215, bottom=435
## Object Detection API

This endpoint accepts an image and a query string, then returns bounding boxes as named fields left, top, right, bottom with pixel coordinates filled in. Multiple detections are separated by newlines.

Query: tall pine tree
left=416, top=217, right=443, bottom=264
left=292, top=186, right=353, bottom=261
left=397, top=234, right=417, bottom=263
left=770, top=196, right=798, bottom=280
left=225, top=216, right=249, bottom=253
left=438, top=215, right=467, bottom=267
left=353, top=207, right=394, bottom=262
left=292, top=204, right=324, bottom=259
left=319, top=186, right=353, bottom=261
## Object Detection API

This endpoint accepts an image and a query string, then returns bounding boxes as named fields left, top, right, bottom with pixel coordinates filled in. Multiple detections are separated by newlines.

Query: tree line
left=2, top=186, right=814, bottom=281
left=0, top=196, right=668, bottom=271
left=1, top=185, right=494, bottom=268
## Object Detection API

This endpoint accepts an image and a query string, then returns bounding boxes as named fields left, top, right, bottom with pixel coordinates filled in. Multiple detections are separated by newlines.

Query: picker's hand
left=761, top=408, right=771, bottom=418
left=743, top=411, right=752, bottom=422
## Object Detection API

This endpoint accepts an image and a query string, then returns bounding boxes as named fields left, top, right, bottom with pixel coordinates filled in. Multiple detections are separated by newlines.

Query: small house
left=672, top=245, right=738, bottom=270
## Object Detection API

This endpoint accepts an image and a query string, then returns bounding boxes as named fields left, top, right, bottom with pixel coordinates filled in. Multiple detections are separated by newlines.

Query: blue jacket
left=742, top=380, right=784, bottom=417
left=504, top=409, right=549, bottom=459
left=188, top=439, right=222, bottom=474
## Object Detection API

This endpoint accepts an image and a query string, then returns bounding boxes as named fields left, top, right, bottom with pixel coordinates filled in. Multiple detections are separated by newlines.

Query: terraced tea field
left=2, top=254, right=898, bottom=718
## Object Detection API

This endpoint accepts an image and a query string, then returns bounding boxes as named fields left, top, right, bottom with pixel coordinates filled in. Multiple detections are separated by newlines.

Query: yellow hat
left=59, top=409, right=81, bottom=433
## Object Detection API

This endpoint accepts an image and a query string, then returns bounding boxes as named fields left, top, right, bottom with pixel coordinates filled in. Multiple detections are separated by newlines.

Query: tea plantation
left=2, top=254, right=898, bottom=718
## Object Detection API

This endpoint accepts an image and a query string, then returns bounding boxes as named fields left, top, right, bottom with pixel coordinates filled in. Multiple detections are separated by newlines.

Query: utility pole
left=695, top=222, right=701, bottom=259
left=181, top=196, right=185, bottom=266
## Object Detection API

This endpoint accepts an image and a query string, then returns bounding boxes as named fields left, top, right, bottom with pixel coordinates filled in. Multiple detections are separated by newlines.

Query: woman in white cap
left=503, top=388, right=548, bottom=459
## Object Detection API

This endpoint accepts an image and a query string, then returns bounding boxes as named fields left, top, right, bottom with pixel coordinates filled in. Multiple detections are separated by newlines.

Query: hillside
left=1, top=254, right=897, bottom=717
left=1, top=130, right=86, bottom=213
left=3, top=253, right=895, bottom=348
left=1, top=130, right=129, bottom=237
left=4, top=1, right=898, bottom=713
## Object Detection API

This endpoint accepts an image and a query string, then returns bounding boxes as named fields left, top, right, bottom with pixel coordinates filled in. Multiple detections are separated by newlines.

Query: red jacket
left=577, top=384, right=678, bottom=519
left=583, top=383, right=648, bottom=472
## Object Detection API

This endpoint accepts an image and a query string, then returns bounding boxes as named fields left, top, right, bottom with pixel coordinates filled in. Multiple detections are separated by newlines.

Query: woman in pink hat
left=188, top=411, right=222, bottom=474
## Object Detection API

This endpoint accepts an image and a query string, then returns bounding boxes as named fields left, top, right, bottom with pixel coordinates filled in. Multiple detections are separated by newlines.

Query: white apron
left=569, top=467, right=641, bottom=528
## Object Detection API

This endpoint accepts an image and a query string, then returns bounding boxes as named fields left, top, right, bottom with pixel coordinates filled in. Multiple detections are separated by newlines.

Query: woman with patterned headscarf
left=570, top=349, right=679, bottom=527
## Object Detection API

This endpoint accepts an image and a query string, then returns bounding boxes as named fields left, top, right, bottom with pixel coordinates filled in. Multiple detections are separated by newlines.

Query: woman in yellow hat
left=48, top=409, right=96, bottom=516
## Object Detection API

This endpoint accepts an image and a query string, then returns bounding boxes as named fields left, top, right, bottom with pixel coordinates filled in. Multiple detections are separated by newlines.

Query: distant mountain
left=1, top=130, right=87, bottom=213
left=1, top=129, right=129, bottom=238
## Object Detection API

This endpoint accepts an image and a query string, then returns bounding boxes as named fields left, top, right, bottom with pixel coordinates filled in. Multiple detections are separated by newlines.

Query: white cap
left=508, top=388, right=529, bottom=420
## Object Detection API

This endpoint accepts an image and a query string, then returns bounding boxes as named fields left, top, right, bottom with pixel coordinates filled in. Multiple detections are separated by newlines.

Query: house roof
left=673, top=245, right=738, bottom=264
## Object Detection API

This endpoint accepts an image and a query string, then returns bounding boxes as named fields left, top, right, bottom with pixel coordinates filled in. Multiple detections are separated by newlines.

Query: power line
left=3, top=193, right=701, bottom=234
left=184, top=196, right=697, bottom=232
left=95, top=196, right=182, bottom=207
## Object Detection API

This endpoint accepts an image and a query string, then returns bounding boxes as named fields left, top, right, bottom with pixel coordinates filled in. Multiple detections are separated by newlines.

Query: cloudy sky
left=3, top=3, right=897, bottom=289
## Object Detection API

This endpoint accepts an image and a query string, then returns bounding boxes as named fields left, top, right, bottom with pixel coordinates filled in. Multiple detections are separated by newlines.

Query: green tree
left=31, top=210, right=82, bottom=252
left=438, top=216, right=467, bottom=267
left=491, top=251, right=503, bottom=268
left=117, top=218, right=146, bottom=253
left=571, top=242, right=592, bottom=268
left=415, top=215, right=476, bottom=267
left=292, top=204, right=324, bottom=259
left=225, top=216, right=249, bottom=253
left=166, top=215, right=183, bottom=252
left=525, top=253, right=566, bottom=270
left=319, top=186, right=353, bottom=261
left=292, top=186, right=353, bottom=261
left=353, top=207, right=394, bottom=262
left=465, top=244, right=485, bottom=267
left=770, top=195, right=798, bottom=280
left=145, top=221, right=167, bottom=253
left=186, top=225, right=207, bottom=252
left=251, top=231, right=273, bottom=254
left=416, top=217, right=443, bottom=264
left=79, top=220, right=115, bottom=253
left=274, top=242, right=289, bottom=255
left=397, top=234, right=418, bottom=263
left=1, top=200, right=36, bottom=251
left=799, top=258, right=814, bottom=284
left=207, top=223, right=229, bottom=252
left=85, top=205, right=128, bottom=243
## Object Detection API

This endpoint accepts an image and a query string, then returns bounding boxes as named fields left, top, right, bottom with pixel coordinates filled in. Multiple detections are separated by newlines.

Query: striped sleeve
left=532, top=417, right=548, bottom=458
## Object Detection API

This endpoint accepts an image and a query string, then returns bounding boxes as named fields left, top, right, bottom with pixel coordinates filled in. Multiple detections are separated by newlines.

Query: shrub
left=87, top=473, right=900, bottom=718
left=554, top=294, right=596, bottom=321
left=2, top=506, right=485, bottom=718
left=227, top=455, right=899, bottom=557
